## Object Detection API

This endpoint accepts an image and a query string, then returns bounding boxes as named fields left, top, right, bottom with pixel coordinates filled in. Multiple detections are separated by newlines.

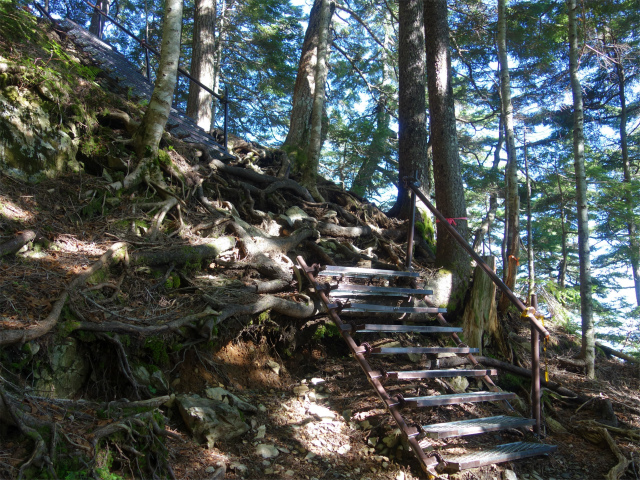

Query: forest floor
left=1, top=8, right=640, bottom=480
left=1, top=169, right=639, bottom=480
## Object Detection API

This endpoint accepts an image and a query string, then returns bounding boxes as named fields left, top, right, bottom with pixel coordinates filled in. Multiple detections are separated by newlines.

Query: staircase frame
left=404, top=176, right=549, bottom=435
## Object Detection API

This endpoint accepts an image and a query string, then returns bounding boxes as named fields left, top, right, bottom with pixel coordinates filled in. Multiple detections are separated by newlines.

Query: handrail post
left=223, top=85, right=229, bottom=151
left=405, top=173, right=418, bottom=270
left=531, top=294, right=541, bottom=436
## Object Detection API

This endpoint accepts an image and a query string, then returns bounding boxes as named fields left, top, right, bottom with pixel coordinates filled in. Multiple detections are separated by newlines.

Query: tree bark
left=567, top=0, right=595, bottom=379
left=388, top=0, right=428, bottom=219
left=88, top=0, right=108, bottom=39
left=283, top=0, right=334, bottom=200
left=424, top=0, right=470, bottom=304
left=524, top=136, right=535, bottom=301
left=186, top=0, right=216, bottom=130
left=497, top=0, right=520, bottom=313
left=133, top=0, right=183, bottom=160
left=462, top=256, right=508, bottom=357
left=616, top=59, right=640, bottom=306
left=304, top=0, right=332, bottom=202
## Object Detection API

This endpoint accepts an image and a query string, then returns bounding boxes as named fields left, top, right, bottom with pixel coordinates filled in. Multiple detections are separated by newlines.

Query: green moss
left=144, top=336, right=169, bottom=366
left=415, top=209, right=435, bottom=247
left=313, top=323, right=340, bottom=340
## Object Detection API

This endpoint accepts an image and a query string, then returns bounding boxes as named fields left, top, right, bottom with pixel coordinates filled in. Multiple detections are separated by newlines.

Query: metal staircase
left=297, top=257, right=556, bottom=478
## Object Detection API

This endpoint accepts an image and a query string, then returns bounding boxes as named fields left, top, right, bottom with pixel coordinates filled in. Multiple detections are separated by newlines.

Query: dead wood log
left=0, top=230, right=36, bottom=257
left=0, top=242, right=127, bottom=346
left=596, top=341, right=639, bottom=364
left=129, top=236, right=235, bottom=267
left=210, top=159, right=314, bottom=202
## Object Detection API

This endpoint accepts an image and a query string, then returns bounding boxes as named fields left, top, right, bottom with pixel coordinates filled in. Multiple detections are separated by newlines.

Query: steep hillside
left=0, top=6, right=638, bottom=480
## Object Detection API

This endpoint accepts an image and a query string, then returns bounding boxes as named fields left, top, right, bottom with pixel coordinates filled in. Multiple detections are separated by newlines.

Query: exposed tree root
left=0, top=230, right=36, bottom=258
left=0, top=242, right=127, bottom=346
left=574, top=420, right=632, bottom=480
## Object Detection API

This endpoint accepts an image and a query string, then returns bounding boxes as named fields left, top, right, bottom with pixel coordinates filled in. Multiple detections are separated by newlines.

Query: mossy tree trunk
left=282, top=0, right=334, bottom=201
left=132, top=0, right=183, bottom=161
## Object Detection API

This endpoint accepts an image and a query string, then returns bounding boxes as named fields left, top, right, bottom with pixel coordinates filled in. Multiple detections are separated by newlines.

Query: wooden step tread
left=330, top=284, right=433, bottom=297
left=442, top=442, right=557, bottom=471
left=421, top=415, right=536, bottom=439
left=400, top=391, right=515, bottom=407
left=319, top=265, right=420, bottom=279
left=341, top=304, right=446, bottom=314
left=386, top=369, right=497, bottom=380
left=370, top=347, right=479, bottom=355
left=342, top=324, right=462, bottom=334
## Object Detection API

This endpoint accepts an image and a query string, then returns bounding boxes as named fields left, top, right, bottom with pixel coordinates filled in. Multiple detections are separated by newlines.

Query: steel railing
left=404, top=175, right=549, bottom=435
left=34, top=1, right=228, bottom=150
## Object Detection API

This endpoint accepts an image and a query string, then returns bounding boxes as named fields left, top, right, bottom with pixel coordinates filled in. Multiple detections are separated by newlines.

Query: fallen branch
left=0, top=230, right=36, bottom=257
left=596, top=341, right=639, bottom=364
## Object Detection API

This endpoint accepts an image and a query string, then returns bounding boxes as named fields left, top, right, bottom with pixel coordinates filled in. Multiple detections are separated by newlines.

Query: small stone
left=342, top=409, right=352, bottom=422
left=229, top=462, right=248, bottom=474
left=267, top=360, right=280, bottom=375
left=256, top=444, right=279, bottom=459
left=284, top=470, right=295, bottom=477
left=264, top=467, right=274, bottom=474
left=294, top=385, right=309, bottom=396
left=277, top=446, right=291, bottom=453
left=382, top=461, right=389, bottom=468
left=205, top=466, right=216, bottom=473
left=308, top=404, right=335, bottom=420
left=259, top=404, right=267, bottom=412
left=305, top=452, right=316, bottom=461
left=308, top=391, right=317, bottom=402
left=368, top=437, right=378, bottom=447
left=310, top=377, right=325, bottom=385
left=503, top=470, right=518, bottom=480
left=254, top=425, right=266, bottom=439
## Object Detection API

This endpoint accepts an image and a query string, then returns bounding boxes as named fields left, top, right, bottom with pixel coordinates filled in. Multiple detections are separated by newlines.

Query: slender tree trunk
left=473, top=114, right=503, bottom=252
left=567, top=0, right=594, bottom=379
left=304, top=0, right=332, bottom=202
left=424, top=0, right=470, bottom=308
left=524, top=134, right=534, bottom=301
left=388, top=0, right=428, bottom=219
left=133, top=0, right=183, bottom=160
left=283, top=0, right=334, bottom=200
left=186, top=0, right=216, bottom=130
left=497, top=0, right=520, bottom=312
left=616, top=60, right=640, bottom=306
left=556, top=162, right=568, bottom=289
left=89, top=0, right=109, bottom=39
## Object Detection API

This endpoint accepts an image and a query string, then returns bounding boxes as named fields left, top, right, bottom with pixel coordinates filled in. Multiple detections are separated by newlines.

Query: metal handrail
left=404, top=176, right=547, bottom=435
left=47, top=0, right=229, bottom=150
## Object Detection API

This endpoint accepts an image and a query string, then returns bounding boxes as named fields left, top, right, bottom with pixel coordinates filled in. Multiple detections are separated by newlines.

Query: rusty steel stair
left=296, top=256, right=556, bottom=478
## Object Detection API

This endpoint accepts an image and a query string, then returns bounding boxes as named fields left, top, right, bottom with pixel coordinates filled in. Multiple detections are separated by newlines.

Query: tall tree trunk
left=186, top=0, right=216, bottom=131
left=304, top=0, right=332, bottom=202
left=567, top=0, right=595, bottom=379
left=524, top=134, right=534, bottom=301
left=388, top=0, right=428, bottom=219
left=556, top=162, right=568, bottom=289
left=497, top=0, right=520, bottom=312
left=133, top=0, right=183, bottom=160
left=351, top=100, right=391, bottom=198
left=282, top=0, right=334, bottom=200
left=473, top=114, right=503, bottom=252
left=210, top=0, right=229, bottom=131
left=89, top=0, right=109, bottom=39
left=424, top=0, right=470, bottom=309
left=616, top=59, right=640, bottom=306
left=351, top=21, right=395, bottom=199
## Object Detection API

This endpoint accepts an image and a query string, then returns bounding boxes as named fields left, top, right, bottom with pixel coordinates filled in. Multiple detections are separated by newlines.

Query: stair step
left=341, top=304, right=446, bottom=314
left=442, top=442, right=557, bottom=471
left=400, top=391, right=515, bottom=407
left=342, top=324, right=462, bottom=334
left=370, top=347, right=479, bottom=355
left=319, top=265, right=420, bottom=279
left=386, top=369, right=497, bottom=380
left=421, top=415, right=536, bottom=439
left=330, top=284, right=432, bottom=297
